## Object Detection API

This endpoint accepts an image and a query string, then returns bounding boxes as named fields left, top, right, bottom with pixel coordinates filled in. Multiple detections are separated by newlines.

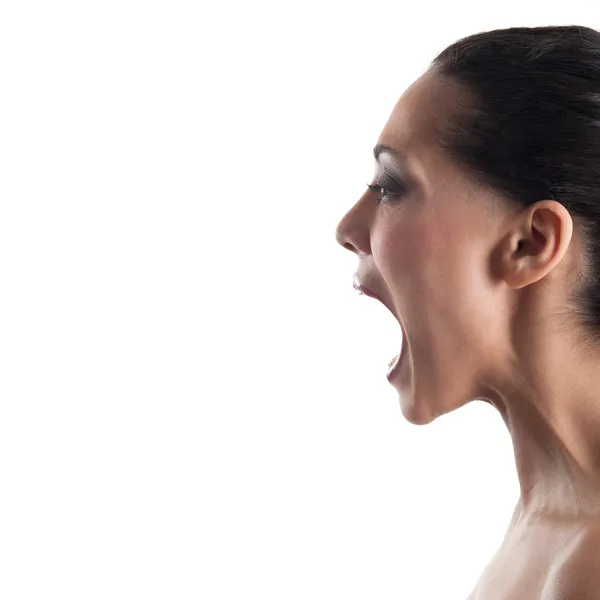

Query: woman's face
left=335, top=71, right=516, bottom=424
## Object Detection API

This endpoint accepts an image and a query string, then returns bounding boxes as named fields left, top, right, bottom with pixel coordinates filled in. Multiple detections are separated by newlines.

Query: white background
left=1, top=1, right=598, bottom=598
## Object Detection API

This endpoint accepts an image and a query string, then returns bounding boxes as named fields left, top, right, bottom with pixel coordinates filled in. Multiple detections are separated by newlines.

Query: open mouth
left=353, top=278, right=406, bottom=376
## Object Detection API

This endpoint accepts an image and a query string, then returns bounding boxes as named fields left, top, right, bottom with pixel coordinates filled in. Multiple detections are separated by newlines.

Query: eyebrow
left=373, top=143, right=408, bottom=163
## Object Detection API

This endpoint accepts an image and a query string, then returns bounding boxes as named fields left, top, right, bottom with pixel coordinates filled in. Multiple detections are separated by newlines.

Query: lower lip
left=386, top=341, right=406, bottom=381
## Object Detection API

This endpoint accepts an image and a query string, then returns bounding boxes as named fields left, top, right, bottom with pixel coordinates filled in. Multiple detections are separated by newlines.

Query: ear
left=501, top=200, right=574, bottom=290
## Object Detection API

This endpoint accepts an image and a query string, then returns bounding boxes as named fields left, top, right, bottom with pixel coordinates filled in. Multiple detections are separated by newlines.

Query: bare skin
left=335, top=69, right=600, bottom=598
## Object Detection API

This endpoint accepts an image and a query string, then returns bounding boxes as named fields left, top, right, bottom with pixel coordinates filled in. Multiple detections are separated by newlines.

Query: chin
left=400, top=395, right=463, bottom=425
left=400, top=401, right=438, bottom=425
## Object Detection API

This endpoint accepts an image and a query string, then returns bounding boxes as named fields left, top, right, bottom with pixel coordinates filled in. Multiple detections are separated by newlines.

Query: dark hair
left=428, top=25, right=600, bottom=347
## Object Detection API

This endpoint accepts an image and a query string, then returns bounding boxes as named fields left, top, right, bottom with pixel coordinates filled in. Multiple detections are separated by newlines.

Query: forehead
left=376, top=72, right=466, bottom=180
left=379, top=72, right=452, bottom=152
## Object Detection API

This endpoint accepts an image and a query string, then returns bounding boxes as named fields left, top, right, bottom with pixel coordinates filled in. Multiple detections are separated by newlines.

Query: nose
left=334, top=192, right=373, bottom=256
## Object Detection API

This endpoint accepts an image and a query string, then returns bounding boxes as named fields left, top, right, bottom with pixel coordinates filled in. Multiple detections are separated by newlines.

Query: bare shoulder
left=542, top=522, right=600, bottom=600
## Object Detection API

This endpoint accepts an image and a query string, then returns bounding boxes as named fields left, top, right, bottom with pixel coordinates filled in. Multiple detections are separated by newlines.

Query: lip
left=354, top=282, right=386, bottom=305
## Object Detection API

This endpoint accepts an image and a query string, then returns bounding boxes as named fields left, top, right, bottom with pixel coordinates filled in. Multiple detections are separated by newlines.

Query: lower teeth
left=388, top=352, right=401, bottom=370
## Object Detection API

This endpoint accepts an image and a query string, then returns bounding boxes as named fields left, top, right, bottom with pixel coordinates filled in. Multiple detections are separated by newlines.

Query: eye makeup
left=369, top=146, right=416, bottom=203
left=375, top=148, right=411, bottom=180
left=375, top=172, right=407, bottom=191
left=366, top=172, right=409, bottom=203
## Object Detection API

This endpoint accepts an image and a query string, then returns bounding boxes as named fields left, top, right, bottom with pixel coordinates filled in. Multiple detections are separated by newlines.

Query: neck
left=485, top=330, right=600, bottom=522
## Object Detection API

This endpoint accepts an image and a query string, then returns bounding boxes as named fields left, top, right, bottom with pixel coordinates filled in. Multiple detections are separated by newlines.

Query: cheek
left=375, top=223, right=435, bottom=327
left=378, top=214, right=468, bottom=330
left=377, top=224, right=416, bottom=278
left=411, top=215, right=490, bottom=342
left=378, top=217, right=438, bottom=282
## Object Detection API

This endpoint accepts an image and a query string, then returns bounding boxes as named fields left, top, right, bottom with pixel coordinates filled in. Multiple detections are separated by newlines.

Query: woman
left=335, top=25, right=600, bottom=599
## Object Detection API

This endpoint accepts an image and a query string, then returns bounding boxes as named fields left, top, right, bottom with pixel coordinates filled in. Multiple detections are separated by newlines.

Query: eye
left=366, top=183, right=403, bottom=204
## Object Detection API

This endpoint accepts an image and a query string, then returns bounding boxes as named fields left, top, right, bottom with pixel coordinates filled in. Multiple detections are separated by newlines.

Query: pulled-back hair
left=429, top=25, right=600, bottom=347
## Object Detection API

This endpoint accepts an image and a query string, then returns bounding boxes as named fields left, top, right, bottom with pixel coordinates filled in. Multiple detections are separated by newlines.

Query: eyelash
left=366, top=183, right=403, bottom=204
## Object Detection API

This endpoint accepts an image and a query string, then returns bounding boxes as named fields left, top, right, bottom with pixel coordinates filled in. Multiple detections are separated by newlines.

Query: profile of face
left=335, top=70, right=578, bottom=426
